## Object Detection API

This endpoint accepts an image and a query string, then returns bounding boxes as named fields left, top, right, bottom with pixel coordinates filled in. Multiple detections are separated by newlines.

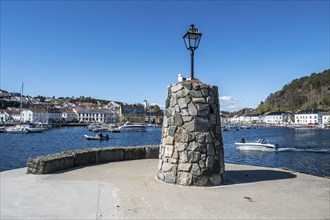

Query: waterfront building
left=77, top=108, right=113, bottom=123
left=220, top=114, right=229, bottom=124
left=0, top=110, right=10, bottom=123
left=61, top=109, right=78, bottom=122
left=6, top=109, right=21, bottom=122
left=240, top=114, right=259, bottom=124
left=19, top=107, right=62, bottom=123
left=0, top=110, right=19, bottom=123
left=265, top=112, right=293, bottom=124
left=258, top=114, right=266, bottom=123
left=228, top=115, right=240, bottom=124
left=321, top=112, right=330, bottom=126
left=238, top=115, right=246, bottom=123
left=226, top=114, right=261, bottom=124
left=250, top=114, right=259, bottom=123
left=294, top=109, right=324, bottom=125
left=48, top=109, right=62, bottom=123
left=107, top=101, right=121, bottom=122
left=21, top=108, right=44, bottom=123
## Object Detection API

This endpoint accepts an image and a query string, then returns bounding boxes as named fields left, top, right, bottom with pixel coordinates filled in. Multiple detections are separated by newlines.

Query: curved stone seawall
left=27, top=145, right=160, bottom=174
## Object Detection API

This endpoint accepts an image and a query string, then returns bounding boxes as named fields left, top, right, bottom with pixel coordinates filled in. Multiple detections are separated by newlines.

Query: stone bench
left=27, top=145, right=160, bottom=174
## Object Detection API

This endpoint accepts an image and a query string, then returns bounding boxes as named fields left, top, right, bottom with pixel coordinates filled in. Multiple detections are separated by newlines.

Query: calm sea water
left=0, top=126, right=329, bottom=177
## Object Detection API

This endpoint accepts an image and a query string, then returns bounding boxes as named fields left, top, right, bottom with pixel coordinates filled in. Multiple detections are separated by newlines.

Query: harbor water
left=0, top=126, right=329, bottom=177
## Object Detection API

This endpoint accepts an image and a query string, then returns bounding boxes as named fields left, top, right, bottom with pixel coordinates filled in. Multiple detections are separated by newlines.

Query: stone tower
left=157, top=80, right=225, bottom=186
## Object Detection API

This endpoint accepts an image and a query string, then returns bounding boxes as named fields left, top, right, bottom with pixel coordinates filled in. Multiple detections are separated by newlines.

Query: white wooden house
left=322, top=112, right=330, bottom=125
left=77, top=108, right=113, bottom=123
left=294, top=110, right=324, bottom=125
left=265, top=112, right=293, bottom=124
left=21, top=108, right=48, bottom=123
left=0, top=110, right=16, bottom=123
left=61, top=109, right=78, bottom=122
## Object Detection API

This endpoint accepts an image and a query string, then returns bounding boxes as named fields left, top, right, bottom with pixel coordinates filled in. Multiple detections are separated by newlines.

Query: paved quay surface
left=1, top=159, right=329, bottom=219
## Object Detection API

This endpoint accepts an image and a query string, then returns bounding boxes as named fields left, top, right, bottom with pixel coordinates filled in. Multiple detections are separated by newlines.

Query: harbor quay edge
left=26, top=145, right=160, bottom=174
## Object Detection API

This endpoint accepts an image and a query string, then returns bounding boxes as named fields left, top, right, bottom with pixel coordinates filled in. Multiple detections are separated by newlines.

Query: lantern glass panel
left=184, top=33, right=201, bottom=50
left=183, top=25, right=202, bottom=50
left=183, top=36, right=190, bottom=49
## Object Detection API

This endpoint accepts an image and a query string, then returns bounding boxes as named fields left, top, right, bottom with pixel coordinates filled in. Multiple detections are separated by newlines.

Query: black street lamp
left=183, top=24, right=202, bottom=80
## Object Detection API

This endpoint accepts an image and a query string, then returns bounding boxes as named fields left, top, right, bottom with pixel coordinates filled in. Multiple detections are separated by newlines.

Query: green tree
left=35, top=95, right=46, bottom=102
left=152, top=105, right=161, bottom=113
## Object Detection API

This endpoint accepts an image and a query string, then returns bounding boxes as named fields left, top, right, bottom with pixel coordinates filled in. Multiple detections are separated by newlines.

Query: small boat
left=115, top=121, right=146, bottom=132
left=235, top=138, right=278, bottom=150
left=84, top=134, right=109, bottom=140
left=0, top=126, right=6, bottom=133
left=35, top=123, right=52, bottom=129
left=25, top=124, right=48, bottom=133
left=88, top=123, right=104, bottom=131
left=109, top=128, right=121, bottom=133
left=5, top=126, right=29, bottom=134
left=92, top=127, right=109, bottom=132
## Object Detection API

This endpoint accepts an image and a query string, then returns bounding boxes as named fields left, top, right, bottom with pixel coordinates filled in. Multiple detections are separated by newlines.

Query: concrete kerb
left=26, top=145, right=160, bottom=174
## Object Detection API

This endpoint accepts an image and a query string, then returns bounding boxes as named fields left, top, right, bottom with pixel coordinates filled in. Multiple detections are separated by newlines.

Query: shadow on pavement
left=223, top=169, right=297, bottom=185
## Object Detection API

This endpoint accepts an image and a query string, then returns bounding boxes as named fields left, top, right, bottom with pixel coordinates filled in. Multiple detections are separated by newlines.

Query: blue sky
left=1, top=0, right=329, bottom=111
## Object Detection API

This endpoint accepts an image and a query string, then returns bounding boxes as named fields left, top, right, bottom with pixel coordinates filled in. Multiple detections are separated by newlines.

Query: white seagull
left=178, top=74, right=186, bottom=82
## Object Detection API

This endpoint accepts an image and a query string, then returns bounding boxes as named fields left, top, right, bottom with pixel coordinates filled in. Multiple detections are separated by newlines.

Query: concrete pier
left=1, top=159, right=329, bottom=219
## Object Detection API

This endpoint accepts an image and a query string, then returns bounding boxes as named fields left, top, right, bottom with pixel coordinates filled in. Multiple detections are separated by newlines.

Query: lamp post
left=183, top=24, right=202, bottom=80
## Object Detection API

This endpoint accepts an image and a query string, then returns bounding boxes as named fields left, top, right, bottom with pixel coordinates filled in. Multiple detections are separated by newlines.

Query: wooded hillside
left=256, top=69, right=330, bottom=114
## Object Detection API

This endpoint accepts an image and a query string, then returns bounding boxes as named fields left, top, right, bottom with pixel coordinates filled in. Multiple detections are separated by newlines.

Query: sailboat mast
left=20, top=83, right=24, bottom=122
left=21, top=83, right=24, bottom=109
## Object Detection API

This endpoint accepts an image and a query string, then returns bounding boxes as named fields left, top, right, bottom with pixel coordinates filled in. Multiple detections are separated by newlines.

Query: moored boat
left=92, top=127, right=109, bottom=132
left=0, top=126, right=6, bottom=133
left=5, top=126, right=29, bottom=134
left=25, top=124, right=48, bottom=133
left=88, top=123, right=104, bottom=131
left=115, top=121, right=146, bottom=132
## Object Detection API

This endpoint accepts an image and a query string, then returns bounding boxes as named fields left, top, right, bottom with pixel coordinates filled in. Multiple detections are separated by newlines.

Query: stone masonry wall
left=157, top=80, right=225, bottom=186
left=27, top=145, right=159, bottom=174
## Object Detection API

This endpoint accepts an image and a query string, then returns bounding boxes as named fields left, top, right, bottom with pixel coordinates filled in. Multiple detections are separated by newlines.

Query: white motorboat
left=88, top=123, right=104, bottom=131
left=115, top=121, right=146, bottom=132
left=92, top=127, right=109, bottom=132
left=25, top=124, right=48, bottom=133
left=84, top=134, right=109, bottom=140
left=0, top=126, right=6, bottom=133
left=5, top=126, right=29, bottom=134
left=235, top=138, right=278, bottom=150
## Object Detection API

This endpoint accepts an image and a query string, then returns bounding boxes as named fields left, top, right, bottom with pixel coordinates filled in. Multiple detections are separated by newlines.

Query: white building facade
left=0, top=110, right=12, bottom=123
left=61, top=110, right=78, bottom=122
left=322, top=113, right=330, bottom=125
left=20, top=108, right=62, bottom=123
left=265, top=112, right=293, bottom=124
left=48, top=109, right=62, bottom=123
left=294, top=110, right=323, bottom=125
left=21, top=109, right=46, bottom=123
left=77, top=108, right=113, bottom=123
